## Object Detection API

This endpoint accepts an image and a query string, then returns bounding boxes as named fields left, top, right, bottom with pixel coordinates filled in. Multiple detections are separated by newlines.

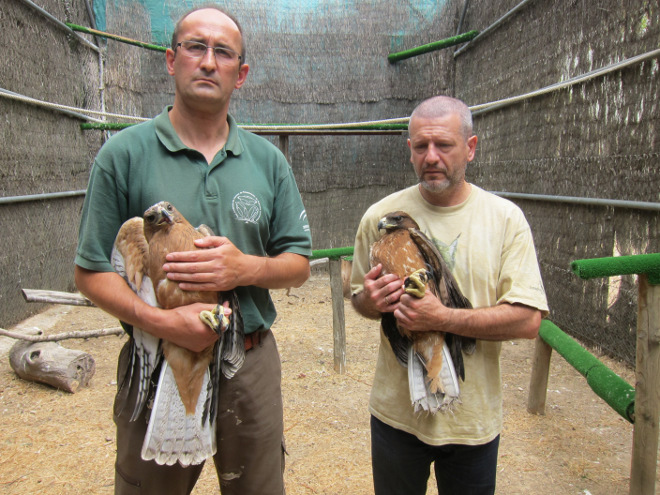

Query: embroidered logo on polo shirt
left=232, top=191, right=262, bottom=224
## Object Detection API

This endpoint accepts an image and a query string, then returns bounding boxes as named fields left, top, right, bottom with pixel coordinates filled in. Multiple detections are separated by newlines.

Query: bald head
left=171, top=6, right=246, bottom=63
left=410, top=96, right=473, bottom=140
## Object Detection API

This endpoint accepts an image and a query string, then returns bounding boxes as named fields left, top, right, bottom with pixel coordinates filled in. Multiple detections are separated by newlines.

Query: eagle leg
left=403, top=268, right=432, bottom=298
left=199, top=304, right=230, bottom=335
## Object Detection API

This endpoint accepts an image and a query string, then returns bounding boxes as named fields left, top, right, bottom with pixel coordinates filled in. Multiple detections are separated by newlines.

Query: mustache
left=420, top=164, right=448, bottom=174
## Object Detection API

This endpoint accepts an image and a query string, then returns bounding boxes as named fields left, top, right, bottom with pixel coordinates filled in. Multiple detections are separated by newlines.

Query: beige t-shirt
left=351, top=184, right=549, bottom=446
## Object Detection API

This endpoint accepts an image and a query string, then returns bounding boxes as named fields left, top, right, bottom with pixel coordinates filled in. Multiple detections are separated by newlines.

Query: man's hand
left=395, top=291, right=448, bottom=333
left=351, top=264, right=405, bottom=319
left=159, top=302, right=222, bottom=352
left=163, top=236, right=246, bottom=291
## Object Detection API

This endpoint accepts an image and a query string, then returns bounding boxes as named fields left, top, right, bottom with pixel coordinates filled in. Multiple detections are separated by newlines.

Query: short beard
left=419, top=178, right=450, bottom=193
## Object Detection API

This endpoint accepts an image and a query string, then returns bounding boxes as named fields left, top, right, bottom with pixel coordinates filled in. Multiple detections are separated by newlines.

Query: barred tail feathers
left=408, top=341, right=461, bottom=414
left=141, top=361, right=216, bottom=467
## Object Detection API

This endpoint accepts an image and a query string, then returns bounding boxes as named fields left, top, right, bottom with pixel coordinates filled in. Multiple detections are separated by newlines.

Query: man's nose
left=199, top=47, right=217, bottom=69
left=425, top=144, right=440, bottom=164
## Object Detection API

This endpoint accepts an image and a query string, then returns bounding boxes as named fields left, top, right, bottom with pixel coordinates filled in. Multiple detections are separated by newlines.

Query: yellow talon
left=404, top=269, right=430, bottom=298
left=199, top=305, right=231, bottom=334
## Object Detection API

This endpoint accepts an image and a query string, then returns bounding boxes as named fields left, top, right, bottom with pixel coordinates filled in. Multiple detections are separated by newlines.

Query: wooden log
left=527, top=334, right=553, bottom=415
left=9, top=340, right=96, bottom=393
left=21, top=289, right=94, bottom=307
left=329, top=257, right=347, bottom=374
left=629, top=275, right=660, bottom=495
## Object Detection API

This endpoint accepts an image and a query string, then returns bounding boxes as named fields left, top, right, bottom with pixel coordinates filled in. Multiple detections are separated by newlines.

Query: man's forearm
left=74, top=266, right=161, bottom=332
left=74, top=266, right=219, bottom=352
left=442, top=303, right=541, bottom=341
left=247, top=252, right=310, bottom=289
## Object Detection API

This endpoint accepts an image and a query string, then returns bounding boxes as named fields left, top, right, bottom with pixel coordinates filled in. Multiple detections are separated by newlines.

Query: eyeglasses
left=175, top=40, right=242, bottom=65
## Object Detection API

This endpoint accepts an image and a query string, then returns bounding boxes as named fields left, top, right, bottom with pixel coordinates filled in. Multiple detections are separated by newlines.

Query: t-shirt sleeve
left=266, top=164, right=312, bottom=257
left=496, top=211, right=549, bottom=317
left=74, top=158, right=127, bottom=272
left=350, top=207, right=380, bottom=296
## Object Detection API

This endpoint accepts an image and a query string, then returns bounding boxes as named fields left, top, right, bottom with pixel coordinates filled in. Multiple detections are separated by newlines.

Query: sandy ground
left=0, top=272, right=655, bottom=494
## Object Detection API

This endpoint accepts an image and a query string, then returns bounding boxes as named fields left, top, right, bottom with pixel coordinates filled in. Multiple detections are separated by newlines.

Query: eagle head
left=377, top=211, right=420, bottom=233
left=143, top=201, right=180, bottom=240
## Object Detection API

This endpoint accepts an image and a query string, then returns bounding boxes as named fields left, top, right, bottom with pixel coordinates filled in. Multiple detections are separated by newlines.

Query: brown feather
left=141, top=201, right=219, bottom=414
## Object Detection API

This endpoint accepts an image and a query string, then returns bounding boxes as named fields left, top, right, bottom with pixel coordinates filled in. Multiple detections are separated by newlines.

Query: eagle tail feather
left=219, top=291, right=246, bottom=379
left=142, top=361, right=216, bottom=467
left=408, top=341, right=461, bottom=414
left=129, top=329, right=161, bottom=422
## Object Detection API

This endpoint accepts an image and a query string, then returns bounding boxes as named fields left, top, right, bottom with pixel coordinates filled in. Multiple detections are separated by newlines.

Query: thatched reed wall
left=0, top=0, right=103, bottom=327
left=451, top=0, right=659, bottom=364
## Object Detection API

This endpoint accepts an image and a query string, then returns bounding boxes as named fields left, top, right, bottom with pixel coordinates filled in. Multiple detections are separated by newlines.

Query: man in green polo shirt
left=74, top=7, right=311, bottom=495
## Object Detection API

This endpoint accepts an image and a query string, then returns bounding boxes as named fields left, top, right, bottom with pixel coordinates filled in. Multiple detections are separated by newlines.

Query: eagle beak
left=158, top=208, right=174, bottom=225
left=377, top=218, right=392, bottom=231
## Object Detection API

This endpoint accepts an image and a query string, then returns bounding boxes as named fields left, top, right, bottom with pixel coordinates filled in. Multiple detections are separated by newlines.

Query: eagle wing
left=111, top=217, right=162, bottom=423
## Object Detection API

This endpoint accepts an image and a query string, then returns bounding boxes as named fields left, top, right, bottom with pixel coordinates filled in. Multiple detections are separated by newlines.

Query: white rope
left=2, top=47, right=658, bottom=128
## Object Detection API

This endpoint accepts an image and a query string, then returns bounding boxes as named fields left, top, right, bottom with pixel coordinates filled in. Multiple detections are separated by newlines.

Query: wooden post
left=278, top=135, right=290, bottom=162
left=527, top=334, right=553, bottom=415
left=629, top=275, right=660, bottom=495
left=329, top=258, right=346, bottom=374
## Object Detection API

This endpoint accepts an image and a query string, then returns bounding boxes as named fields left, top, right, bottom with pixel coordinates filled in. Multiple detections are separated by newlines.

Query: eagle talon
left=199, top=304, right=231, bottom=334
left=404, top=268, right=431, bottom=298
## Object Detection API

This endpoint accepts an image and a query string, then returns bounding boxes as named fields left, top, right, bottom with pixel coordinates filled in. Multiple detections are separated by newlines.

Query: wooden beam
left=629, top=275, right=660, bottom=494
left=527, top=334, right=553, bottom=415
left=329, top=258, right=346, bottom=374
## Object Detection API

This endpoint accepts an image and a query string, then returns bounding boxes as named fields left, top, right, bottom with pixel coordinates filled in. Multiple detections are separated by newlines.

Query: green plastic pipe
left=539, top=320, right=635, bottom=423
left=388, top=30, right=479, bottom=63
left=66, top=23, right=168, bottom=52
left=571, top=253, right=660, bottom=285
left=310, top=247, right=354, bottom=260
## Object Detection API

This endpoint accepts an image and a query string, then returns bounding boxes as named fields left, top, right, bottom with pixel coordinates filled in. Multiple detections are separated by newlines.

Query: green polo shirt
left=75, top=106, right=312, bottom=333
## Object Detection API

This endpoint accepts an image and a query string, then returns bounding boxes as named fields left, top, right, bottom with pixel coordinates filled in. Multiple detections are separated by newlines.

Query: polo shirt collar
left=154, top=106, right=244, bottom=157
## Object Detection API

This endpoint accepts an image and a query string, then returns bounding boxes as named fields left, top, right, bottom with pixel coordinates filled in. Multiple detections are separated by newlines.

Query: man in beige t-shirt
left=351, top=96, right=549, bottom=495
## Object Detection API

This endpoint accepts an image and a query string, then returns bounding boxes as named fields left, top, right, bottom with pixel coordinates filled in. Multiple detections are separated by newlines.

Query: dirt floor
left=0, top=272, right=655, bottom=494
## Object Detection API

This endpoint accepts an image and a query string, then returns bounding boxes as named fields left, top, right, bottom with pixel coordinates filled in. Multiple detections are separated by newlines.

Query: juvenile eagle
left=370, top=211, right=476, bottom=412
left=111, top=201, right=244, bottom=466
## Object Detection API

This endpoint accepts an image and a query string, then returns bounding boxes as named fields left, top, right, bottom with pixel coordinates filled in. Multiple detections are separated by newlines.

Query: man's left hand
left=163, top=236, right=245, bottom=291
left=395, top=291, right=449, bottom=333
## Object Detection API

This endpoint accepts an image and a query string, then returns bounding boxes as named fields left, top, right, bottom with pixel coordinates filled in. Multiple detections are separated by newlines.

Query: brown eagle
left=370, top=211, right=476, bottom=412
left=111, top=201, right=244, bottom=466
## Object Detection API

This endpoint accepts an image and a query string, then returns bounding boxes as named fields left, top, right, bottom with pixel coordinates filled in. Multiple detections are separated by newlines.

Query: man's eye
left=213, top=47, right=233, bottom=58
left=187, top=42, right=206, bottom=52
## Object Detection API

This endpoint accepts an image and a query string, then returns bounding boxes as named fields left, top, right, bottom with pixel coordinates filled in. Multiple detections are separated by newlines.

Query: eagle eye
left=166, top=203, right=174, bottom=211
left=145, top=214, right=156, bottom=223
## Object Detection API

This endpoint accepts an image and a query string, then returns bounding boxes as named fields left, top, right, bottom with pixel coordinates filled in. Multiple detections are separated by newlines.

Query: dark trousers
left=371, top=415, right=499, bottom=495
left=113, top=330, right=285, bottom=495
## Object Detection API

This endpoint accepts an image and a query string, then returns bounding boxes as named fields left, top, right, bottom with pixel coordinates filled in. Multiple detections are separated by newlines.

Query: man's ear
left=467, top=135, right=478, bottom=162
left=166, top=48, right=176, bottom=76
left=234, top=63, right=250, bottom=89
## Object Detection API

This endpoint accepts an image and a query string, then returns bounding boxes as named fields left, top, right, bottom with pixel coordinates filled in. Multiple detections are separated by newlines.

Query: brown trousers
left=113, top=330, right=285, bottom=495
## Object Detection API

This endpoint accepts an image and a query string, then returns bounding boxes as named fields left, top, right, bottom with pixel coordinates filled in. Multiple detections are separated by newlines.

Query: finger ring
left=385, top=296, right=390, bottom=305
